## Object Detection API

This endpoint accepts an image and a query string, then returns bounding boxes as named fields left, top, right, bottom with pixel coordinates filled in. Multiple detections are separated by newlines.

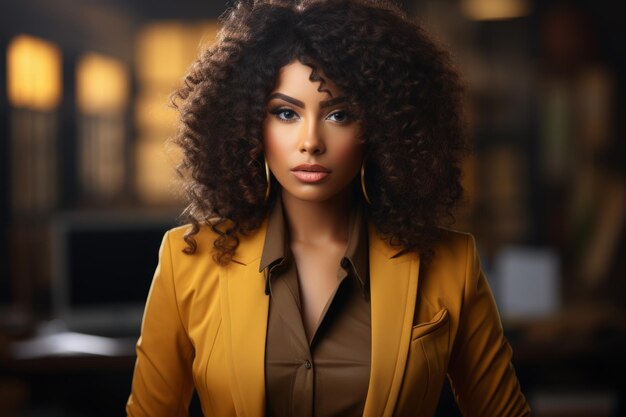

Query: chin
left=285, top=189, right=335, bottom=203
left=281, top=182, right=355, bottom=204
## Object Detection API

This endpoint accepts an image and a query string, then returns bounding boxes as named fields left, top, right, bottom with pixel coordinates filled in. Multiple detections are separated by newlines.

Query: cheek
left=330, top=133, right=365, bottom=168
left=336, top=142, right=361, bottom=160
left=262, top=121, right=287, bottom=162
left=264, top=139, right=291, bottom=167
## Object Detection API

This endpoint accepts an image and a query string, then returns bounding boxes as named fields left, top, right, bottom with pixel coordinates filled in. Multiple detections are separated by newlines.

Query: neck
left=280, top=188, right=354, bottom=246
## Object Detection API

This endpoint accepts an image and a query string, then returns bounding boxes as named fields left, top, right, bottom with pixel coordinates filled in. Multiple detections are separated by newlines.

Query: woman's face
left=263, top=60, right=365, bottom=203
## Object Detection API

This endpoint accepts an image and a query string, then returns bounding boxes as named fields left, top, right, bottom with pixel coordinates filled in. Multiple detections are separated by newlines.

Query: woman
left=126, top=0, right=531, bottom=416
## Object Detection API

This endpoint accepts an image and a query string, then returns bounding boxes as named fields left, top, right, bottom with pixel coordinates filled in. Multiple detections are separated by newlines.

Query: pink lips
left=291, top=164, right=331, bottom=183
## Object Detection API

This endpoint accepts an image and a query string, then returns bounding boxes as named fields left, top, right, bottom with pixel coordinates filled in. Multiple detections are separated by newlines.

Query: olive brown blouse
left=260, top=197, right=371, bottom=417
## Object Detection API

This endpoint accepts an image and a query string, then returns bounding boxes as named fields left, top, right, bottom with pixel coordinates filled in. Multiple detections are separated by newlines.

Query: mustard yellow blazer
left=126, top=220, right=530, bottom=417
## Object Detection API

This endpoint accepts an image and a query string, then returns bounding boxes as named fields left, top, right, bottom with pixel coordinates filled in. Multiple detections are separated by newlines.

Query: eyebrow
left=267, top=92, right=348, bottom=109
left=321, top=96, right=349, bottom=108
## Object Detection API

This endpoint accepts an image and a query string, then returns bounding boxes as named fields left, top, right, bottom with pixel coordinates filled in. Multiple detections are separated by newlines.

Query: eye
left=269, top=107, right=299, bottom=122
left=327, top=110, right=351, bottom=123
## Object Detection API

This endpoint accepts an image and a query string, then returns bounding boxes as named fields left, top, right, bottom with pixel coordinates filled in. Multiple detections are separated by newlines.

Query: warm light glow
left=7, top=34, right=62, bottom=110
left=77, top=53, right=129, bottom=115
left=134, top=88, right=178, bottom=131
left=136, top=23, right=189, bottom=85
left=134, top=20, right=219, bottom=204
left=461, top=0, right=531, bottom=20
left=136, top=21, right=219, bottom=84
left=135, top=137, right=182, bottom=203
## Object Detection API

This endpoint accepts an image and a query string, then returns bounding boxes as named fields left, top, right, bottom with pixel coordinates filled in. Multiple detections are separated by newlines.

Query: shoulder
left=164, top=223, right=220, bottom=258
left=159, top=224, right=222, bottom=294
left=417, top=227, right=479, bottom=303
left=151, top=224, right=222, bottom=331
left=430, top=226, right=476, bottom=269
left=165, top=219, right=267, bottom=266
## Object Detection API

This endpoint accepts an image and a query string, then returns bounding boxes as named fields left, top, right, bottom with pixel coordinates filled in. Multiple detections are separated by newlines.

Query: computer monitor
left=50, top=210, right=178, bottom=337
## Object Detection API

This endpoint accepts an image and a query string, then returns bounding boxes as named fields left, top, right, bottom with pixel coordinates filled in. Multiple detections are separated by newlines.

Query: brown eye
left=327, top=110, right=351, bottom=123
left=270, top=107, right=299, bottom=121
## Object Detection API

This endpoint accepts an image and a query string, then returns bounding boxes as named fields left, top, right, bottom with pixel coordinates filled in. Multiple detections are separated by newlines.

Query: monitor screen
left=51, top=211, right=179, bottom=335
left=67, top=227, right=167, bottom=307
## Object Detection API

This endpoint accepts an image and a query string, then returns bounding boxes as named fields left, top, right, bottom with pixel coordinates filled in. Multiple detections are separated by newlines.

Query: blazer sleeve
left=447, top=234, right=531, bottom=417
left=126, top=231, right=195, bottom=417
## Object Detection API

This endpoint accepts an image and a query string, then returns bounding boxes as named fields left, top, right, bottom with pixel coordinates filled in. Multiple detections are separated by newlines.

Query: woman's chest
left=184, top=282, right=453, bottom=417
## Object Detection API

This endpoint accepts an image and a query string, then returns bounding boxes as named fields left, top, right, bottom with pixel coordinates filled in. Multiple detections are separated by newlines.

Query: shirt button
left=341, top=258, right=349, bottom=268
left=304, top=360, right=312, bottom=369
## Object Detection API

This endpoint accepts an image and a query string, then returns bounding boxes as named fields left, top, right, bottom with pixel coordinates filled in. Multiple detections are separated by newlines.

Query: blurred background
left=0, top=0, right=624, bottom=416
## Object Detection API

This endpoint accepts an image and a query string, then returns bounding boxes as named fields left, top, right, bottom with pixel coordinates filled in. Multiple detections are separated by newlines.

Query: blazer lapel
left=219, top=220, right=269, bottom=417
left=363, top=221, right=421, bottom=417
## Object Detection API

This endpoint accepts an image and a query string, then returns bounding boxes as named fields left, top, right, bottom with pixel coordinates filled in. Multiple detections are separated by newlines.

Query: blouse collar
left=259, top=194, right=369, bottom=294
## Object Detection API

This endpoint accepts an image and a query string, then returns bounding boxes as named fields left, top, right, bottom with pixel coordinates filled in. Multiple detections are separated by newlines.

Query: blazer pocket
left=397, top=308, right=451, bottom=416
left=411, top=307, right=449, bottom=341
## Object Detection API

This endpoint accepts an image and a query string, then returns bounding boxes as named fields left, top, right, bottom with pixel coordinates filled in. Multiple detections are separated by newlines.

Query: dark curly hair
left=171, top=0, right=468, bottom=266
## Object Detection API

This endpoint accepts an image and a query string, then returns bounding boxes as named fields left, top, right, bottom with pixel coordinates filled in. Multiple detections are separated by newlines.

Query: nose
left=298, top=119, right=325, bottom=155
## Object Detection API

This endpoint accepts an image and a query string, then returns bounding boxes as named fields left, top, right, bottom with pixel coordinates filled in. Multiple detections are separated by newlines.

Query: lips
left=291, top=164, right=331, bottom=183
left=291, top=164, right=331, bottom=173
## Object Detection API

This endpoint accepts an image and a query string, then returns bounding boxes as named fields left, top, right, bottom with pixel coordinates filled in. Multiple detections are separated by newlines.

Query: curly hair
left=171, top=0, right=468, bottom=266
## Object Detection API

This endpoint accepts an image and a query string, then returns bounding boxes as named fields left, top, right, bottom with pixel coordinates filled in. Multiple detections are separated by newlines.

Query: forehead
left=272, top=60, right=341, bottom=97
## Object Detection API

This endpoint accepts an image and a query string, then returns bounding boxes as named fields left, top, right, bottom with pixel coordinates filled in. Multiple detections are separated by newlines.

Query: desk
left=505, top=303, right=626, bottom=416
left=1, top=353, right=136, bottom=417
left=2, top=309, right=625, bottom=417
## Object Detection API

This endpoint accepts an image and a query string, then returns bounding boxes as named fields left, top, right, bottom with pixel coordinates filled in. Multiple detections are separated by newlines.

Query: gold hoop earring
left=361, top=159, right=371, bottom=205
left=264, top=157, right=271, bottom=204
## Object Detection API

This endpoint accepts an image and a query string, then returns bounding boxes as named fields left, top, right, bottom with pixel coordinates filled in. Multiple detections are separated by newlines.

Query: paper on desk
left=11, top=331, right=135, bottom=359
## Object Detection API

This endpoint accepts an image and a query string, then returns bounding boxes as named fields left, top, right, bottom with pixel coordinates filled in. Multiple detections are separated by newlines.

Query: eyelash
left=269, top=107, right=353, bottom=124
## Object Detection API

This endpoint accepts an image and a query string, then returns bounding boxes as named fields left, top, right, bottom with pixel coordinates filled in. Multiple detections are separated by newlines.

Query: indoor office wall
left=0, top=0, right=137, bottom=321
left=414, top=1, right=626, bottom=306
left=0, top=1, right=218, bottom=415
left=410, top=0, right=626, bottom=415
left=0, top=1, right=220, bottom=321
left=0, top=0, right=624, bottom=416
